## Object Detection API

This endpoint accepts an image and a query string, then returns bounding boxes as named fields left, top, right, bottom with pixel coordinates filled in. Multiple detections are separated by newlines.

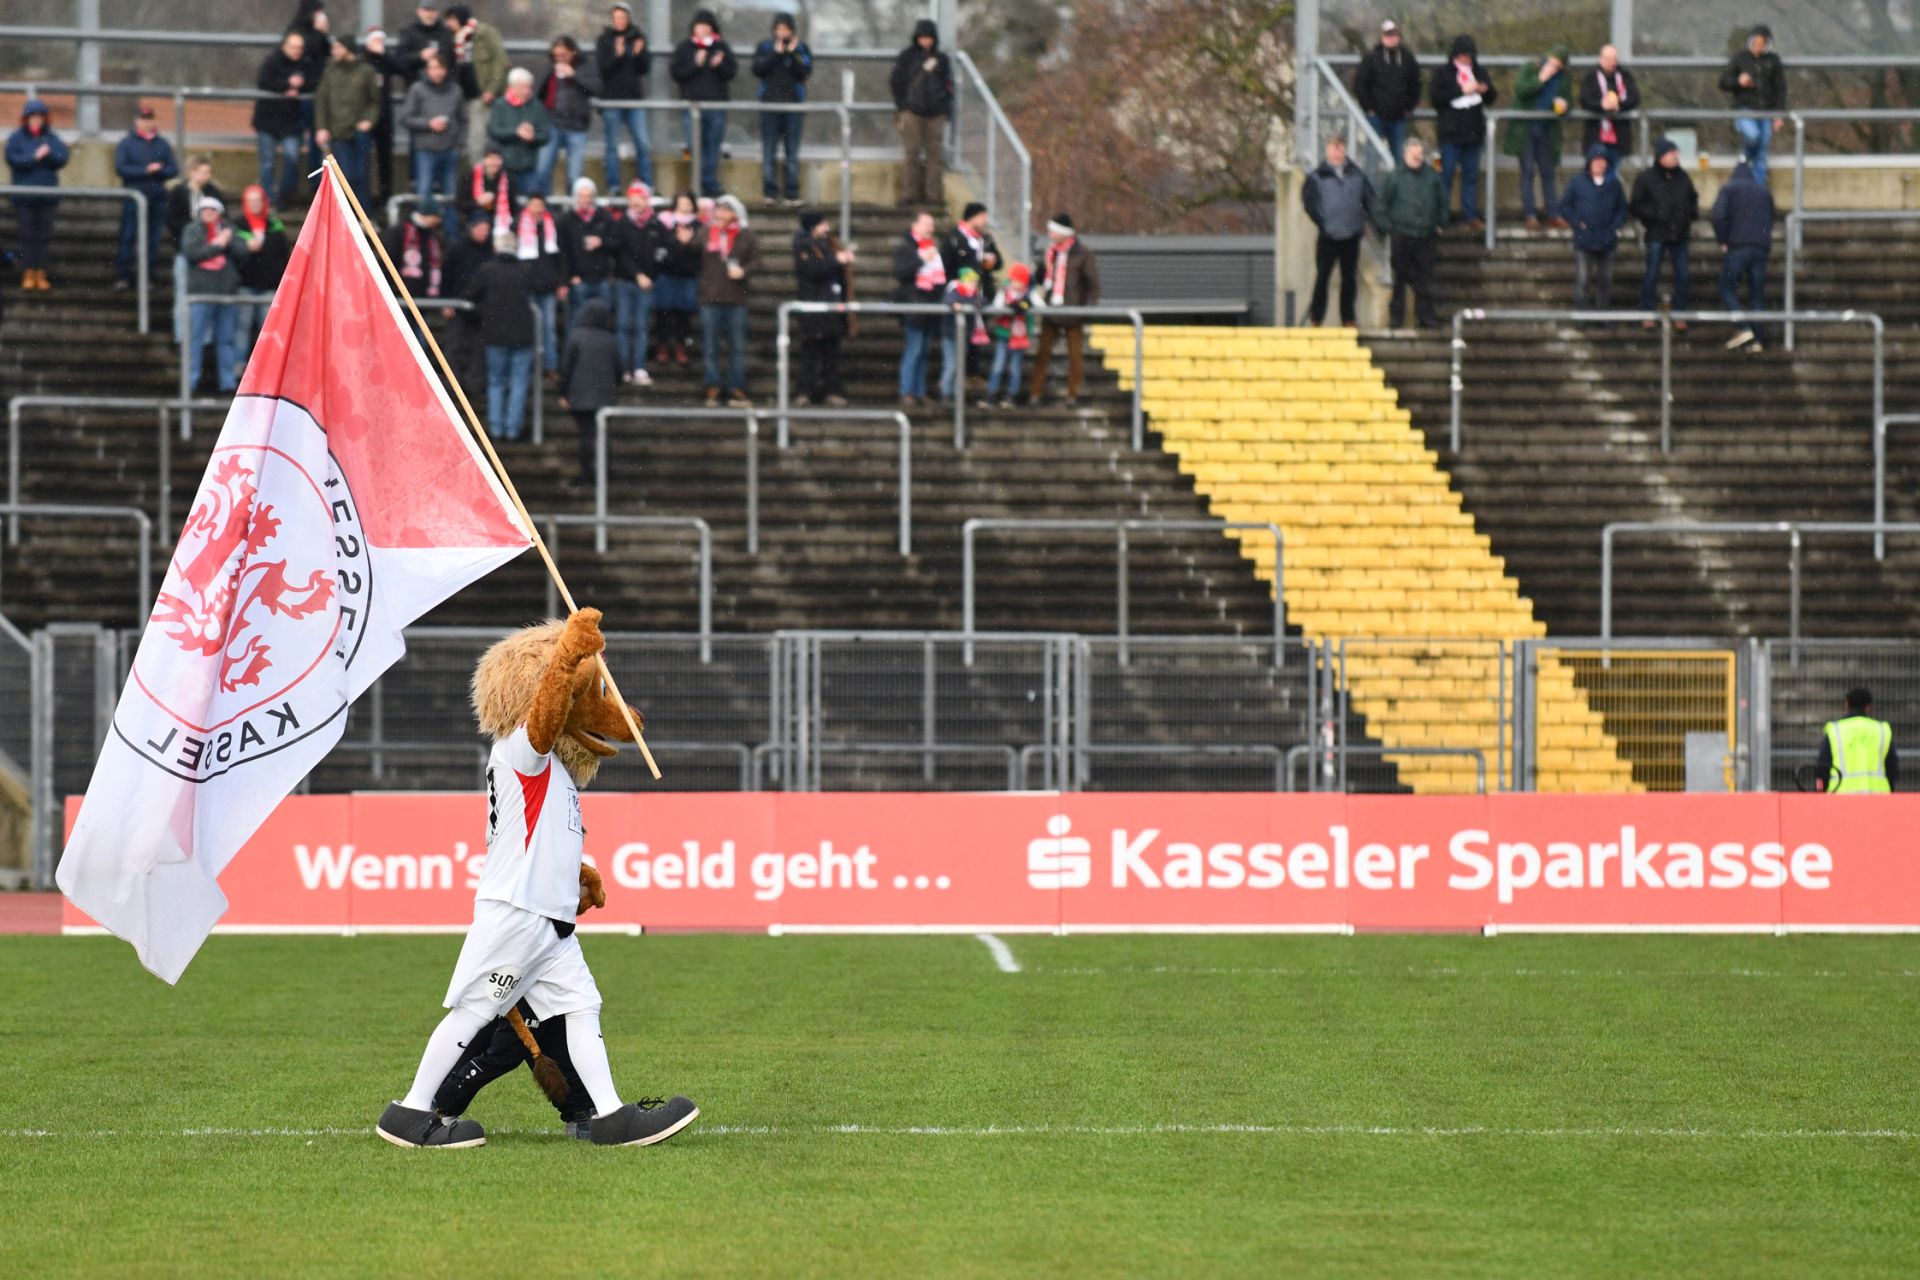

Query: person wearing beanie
left=1629, top=138, right=1698, bottom=324
left=671, top=10, right=737, bottom=199
left=984, top=261, right=1034, bottom=408
left=1505, top=42, right=1570, bottom=231
left=1554, top=144, right=1628, bottom=312
left=1429, top=33, right=1496, bottom=230
left=596, top=4, right=655, bottom=188
left=314, top=34, right=382, bottom=207
left=1720, top=24, right=1786, bottom=185
left=1579, top=44, right=1640, bottom=173
left=1354, top=19, right=1421, bottom=166
left=182, top=195, right=251, bottom=392
left=792, top=208, right=852, bottom=405
left=941, top=200, right=1001, bottom=296
left=698, top=194, right=760, bottom=404
left=6, top=97, right=69, bottom=291
left=400, top=49, right=467, bottom=204
left=558, top=295, right=623, bottom=487
left=112, top=104, right=177, bottom=291
left=1712, top=156, right=1776, bottom=352
left=610, top=179, right=663, bottom=383
left=253, top=30, right=310, bottom=208
left=1301, top=135, right=1373, bottom=327
left=891, top=19, right=953, bottom=205
left=1029, top=213, right=1101, bottom=407
left=753, top=12, right=814, bottom=204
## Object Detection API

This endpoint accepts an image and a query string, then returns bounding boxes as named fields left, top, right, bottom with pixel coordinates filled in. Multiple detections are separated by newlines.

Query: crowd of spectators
left=1326, top=17, right=1790, bottom=343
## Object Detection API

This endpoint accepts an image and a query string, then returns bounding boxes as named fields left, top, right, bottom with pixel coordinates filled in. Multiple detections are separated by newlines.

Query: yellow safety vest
left=1825, top=716, right=1892, bottom=794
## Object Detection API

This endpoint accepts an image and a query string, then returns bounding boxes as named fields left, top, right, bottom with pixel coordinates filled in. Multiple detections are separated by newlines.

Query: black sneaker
left=376, top=1101, right=486, bottom=1148
left=588, top=1095, right=700, bottom=1146
left=564, top=1118, right=593, bottom=1141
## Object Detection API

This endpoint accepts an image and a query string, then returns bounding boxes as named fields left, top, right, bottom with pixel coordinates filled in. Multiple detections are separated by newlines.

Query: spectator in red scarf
left=610, top=178, right=663, bottom=383
left=459, top=148, right=514, bottom=233
left=1579, top=44, right=1641, bottom=173
left=513, top=191, right=567, bottom=373
left=651, top=189, right=703, bottom=366
left=533, top=35, right=602, bottom=199
left=1029, top=213, right=1101, bottom=408
left=891, top=209, right=944, bottom=406
left=234, top=183, right=291, bottom=349
left=669, top=9, right=736, bottom=198
left=558, top=175, right=617, bottom=327
left=698, top=194, right=759, bottom=405
left=382, top=196, right=447, bottom=300
left=486, top=67, right=551, bottom=198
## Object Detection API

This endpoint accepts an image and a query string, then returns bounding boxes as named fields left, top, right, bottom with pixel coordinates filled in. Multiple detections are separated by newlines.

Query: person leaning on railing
left=1817, top=687, right=1898, bottom=794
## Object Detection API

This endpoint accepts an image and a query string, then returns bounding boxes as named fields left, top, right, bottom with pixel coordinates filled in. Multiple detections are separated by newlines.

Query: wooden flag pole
left=321, top=157, right=662, bottom=780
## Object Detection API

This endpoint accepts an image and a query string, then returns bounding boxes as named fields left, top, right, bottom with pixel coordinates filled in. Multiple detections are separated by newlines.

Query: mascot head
left=470, top=616, right=642, bottom=788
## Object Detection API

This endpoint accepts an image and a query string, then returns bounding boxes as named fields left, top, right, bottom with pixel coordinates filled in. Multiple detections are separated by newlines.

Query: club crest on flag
left=127, top=398, right=372, bottom=783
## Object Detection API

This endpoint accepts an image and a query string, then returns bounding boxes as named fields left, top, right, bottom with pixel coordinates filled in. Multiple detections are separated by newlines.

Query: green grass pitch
left=3, top=931, right=1918, bottom=1277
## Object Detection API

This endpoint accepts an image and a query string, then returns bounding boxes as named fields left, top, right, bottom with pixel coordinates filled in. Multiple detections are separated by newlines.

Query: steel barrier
left=775, top=301, right=1150, bottom=449
left=1285, top=743, right=1490, bottom=795
left=767, top=408, right=913, bottom=555
left=0, top=503, right=151, bottom=624
left=1601, top=521, right=1920, bottom=646
left=1020, top=741, right=1288, bottom=792
left=1448, top=307, right=1884, bottom=460
left=1783, top=209, right=1920, bottom=351
left=0, top=184, right=148, bottom=332
left=1337, top=637, right=1508, bottom=793
left=591, top=406, right=759, bottom=555
left=960, top=518, right=1286, bottom=666
left=533, top=513, right=712, bottom=663
left=7, top=395, right=219, bottom=544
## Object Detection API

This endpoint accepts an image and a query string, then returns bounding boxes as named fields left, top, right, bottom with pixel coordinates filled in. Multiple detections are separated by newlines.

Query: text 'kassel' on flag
left=58, top=162, right=531, bottom=982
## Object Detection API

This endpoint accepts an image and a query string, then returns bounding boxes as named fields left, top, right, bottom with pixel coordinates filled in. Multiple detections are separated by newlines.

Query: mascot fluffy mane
left=471, top=617, right=639, bottom=788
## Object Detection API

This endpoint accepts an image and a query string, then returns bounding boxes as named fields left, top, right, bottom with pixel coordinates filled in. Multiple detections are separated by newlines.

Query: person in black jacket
left=441, top=213, right=495, bottom=396
left=253, top=30, right=310, bottom=208
left=609, top=179, right=663, bottom=383
left=670, top=9, right=736, bottom=198
left=891, top=20, right=953, bottom=207
left=1430, top=33, right=1495, bottom=229
left=652, top=190, right=703, bottom=364
left=753, top=13, right=813, bottom=204
left=234, top=182, right=292, bottom=350
left=793, top=208, right=851, bottom=405
left=940, top=201, right=1001, bottom=295
left=1578, top=44, right=1640, bottom=172
left=533, top=36, right=603, bottom=200
left=1712, top=159, right=1775, bottom=351
left=1353, top=19, right=1421, bottom=165
left=596, top=4, right=654, bottom=188
left=558, top=299, right=622, bottom=486
left=388, top=3, right=456, bottom=87
left=1630, top=138, right=1698, bottom=321
left=1721, top=25, right=1787, bottom=185
left=558, top=175, right=618, bottom=324
left=466, top=230, right=537, bottom=440
left=892, top=209, right=945, bottom=405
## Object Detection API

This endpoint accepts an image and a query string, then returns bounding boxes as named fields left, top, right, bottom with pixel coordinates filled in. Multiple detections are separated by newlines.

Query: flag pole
left=320, top=157, right=661, bottom=780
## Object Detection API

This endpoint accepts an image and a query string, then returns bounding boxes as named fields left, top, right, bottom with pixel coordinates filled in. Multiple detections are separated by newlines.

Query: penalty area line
left=975, top=932, right=1021, bottom=973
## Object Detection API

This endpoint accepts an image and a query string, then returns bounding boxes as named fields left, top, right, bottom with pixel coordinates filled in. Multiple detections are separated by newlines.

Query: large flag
left=58, top=164, right=531, bottom=982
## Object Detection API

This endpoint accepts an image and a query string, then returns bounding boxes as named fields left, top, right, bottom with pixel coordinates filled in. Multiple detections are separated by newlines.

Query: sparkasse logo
left=1028, top=815, right=1091, bottom=889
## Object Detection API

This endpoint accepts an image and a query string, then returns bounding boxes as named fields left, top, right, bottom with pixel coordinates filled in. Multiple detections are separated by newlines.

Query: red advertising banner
left=62, top=793, right=1920, bottom=934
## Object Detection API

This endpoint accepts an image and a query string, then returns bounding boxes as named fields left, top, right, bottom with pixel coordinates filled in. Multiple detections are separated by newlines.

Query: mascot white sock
left=565, top=1008, right=624, bottom=1118
left=402, top=1008, right=491, bottom=1112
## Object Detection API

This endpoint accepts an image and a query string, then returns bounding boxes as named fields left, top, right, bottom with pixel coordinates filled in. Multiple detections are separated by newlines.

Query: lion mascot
left=376, top=608, right=698, bottom=1148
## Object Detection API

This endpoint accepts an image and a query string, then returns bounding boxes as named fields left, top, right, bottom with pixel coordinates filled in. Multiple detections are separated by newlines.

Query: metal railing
left=0, top=503, right=152, bottom=624
left=533, top=512, right=712, bottom=663
left=772, top=408, right=914, bottom=554
left=1783, top=209, right=1920, bottom=350
left=0, top=184, right=149, bottom=332
left=1285, top=742, right=1490, bottom=795
left=1448, top=308, right=1883, bottom=457
left=775, top=301, right=1149, bottom=448
left=591, top=406, right=759, bottom=555
left=1021, top=741, right=1288, bottom=792
left=0, top=78, right=299, bottom=160
left=1601, top=521, right=1920, bottom=646
left=960, top=518, right=1285, bottom=666
left=7, top=395, right=220, bottom=544
left=1303, top=57, right=1396, bottom=280
left=953, top=50, right=1034, bottom=254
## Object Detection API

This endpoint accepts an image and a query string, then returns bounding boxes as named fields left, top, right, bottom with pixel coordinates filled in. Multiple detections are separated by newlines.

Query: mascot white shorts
left=443, top=898, right=603, bottom=1020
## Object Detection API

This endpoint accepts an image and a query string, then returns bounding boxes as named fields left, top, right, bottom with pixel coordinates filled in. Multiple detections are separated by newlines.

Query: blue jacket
left=1711, top=161, right=1775, bottom=249
left=6, top=101, right=70, bottom=199
left=1556, top=149, right=1628, bottom=252
left=113, top=130, right=178, bottom=198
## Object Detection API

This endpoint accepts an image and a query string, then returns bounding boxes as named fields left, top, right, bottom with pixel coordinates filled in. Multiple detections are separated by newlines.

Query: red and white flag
left=58, top=164, right=531, bottom=982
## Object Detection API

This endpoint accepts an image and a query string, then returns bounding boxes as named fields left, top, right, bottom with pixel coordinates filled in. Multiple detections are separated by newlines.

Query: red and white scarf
left=516, top=208, right=558, bottom=259
left=626, top=183, right=654, bottom=225
left=194, top=219, right=229, bottom=273
left=1043, top=238, right=1074, bottom=305
left=706, top=220, right=740, bottom=257
left=400, top=220, right=442, bottom=294
left=1454, top=58, right=1476, bottom=94
left=914, top=237, right=945, bottom=292
left=1594, top=70, right=1626, bottom=145
left=472, top=163, right=512, bottom=233
left=996, top=286, right=1031, bottom=348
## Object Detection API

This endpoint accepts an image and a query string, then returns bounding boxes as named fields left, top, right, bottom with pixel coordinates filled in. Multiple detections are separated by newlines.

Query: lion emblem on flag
left=151, top=451, right=337, bottom=693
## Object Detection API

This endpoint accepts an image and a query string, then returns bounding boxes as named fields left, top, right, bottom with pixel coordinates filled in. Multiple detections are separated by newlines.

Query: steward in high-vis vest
left=1818, top=687, right=1898, bottom=794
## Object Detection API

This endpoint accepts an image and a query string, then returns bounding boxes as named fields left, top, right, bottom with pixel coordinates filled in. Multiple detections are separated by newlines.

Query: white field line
left=975, top=932, right=1021, bottom=973
left=0, top=1122, right=1911, bottom=1142
left=1027, top=965, right=1920, bottom=980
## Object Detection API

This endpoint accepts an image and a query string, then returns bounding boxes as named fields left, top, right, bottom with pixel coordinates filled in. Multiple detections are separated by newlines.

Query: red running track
left=0, top=893, right=60, bottom=935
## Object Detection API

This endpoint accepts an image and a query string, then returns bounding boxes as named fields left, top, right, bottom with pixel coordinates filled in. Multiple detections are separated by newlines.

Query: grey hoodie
left=399, top=76, right=470, bottom=152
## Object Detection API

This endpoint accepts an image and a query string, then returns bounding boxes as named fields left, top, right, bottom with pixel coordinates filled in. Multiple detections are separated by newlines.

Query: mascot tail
left=509, top=1007, right=572, bottom=1106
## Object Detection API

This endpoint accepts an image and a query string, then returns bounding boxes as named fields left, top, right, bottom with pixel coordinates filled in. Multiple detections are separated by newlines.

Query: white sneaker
left=632, top=368, right=652, bottom=386
left=1725, top=329, right=1755, bottom=350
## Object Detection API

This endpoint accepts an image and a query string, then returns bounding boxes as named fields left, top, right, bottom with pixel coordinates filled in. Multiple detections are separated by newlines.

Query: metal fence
left=8, top=395, right=224, bottom=543
left=0, top=184, right=148, bottom=331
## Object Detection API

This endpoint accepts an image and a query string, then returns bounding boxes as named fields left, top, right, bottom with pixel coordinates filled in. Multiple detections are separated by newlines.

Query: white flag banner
left=58, top=165, right=531, bottom=982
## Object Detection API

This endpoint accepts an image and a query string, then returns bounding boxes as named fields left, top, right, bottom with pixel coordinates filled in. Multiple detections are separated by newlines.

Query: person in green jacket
left=1506, top=42, right=1571, bottom=230
left=488, top=68, right=553, bottom=195
left=313, top=36, right=383, bottom=207
left=1372, top=136, right=1446, bottom=329
left=447, top=5, right=509, bottom=161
